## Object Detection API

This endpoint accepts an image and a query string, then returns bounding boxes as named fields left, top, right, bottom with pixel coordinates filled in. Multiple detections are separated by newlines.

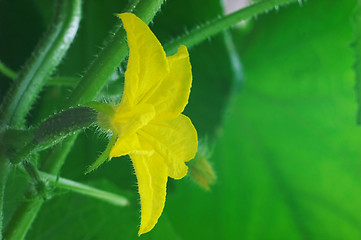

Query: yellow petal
left=138, top=114, right=198, bottom=179
left=118, top=13, right=169, bottom=107
left=109, top=133, right=153, bottom=158
left=149, top=45, right=193, bottom=121
left=130, top=153, right=168, bottom=235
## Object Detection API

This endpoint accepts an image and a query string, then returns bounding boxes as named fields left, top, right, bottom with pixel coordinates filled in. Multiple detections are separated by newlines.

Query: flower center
left=111, top=103, right=156, bottom=138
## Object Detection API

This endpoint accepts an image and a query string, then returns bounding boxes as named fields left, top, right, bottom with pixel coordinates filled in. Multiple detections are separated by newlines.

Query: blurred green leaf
left=165, top=0, right=361, bottom=239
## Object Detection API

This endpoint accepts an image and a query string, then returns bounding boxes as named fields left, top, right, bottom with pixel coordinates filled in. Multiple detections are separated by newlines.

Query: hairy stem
left=0, top=0, right=81, bottom=128
left=164, top=0, right=298, bottom=55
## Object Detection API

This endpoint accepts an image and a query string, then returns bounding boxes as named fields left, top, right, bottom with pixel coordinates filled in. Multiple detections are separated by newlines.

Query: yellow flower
left=92, top=13, right=198, bottom=235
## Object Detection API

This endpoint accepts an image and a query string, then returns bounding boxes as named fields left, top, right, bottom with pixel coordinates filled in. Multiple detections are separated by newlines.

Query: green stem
left=65, top=0, right=165, bottom=107
left=39, top=171, right=129, bottom=207
left=0, top=61, right=17, bottom=79
left=0, top=159, right=10, bottom=240
left=0, top=0, right=81, bottom=128
left=164, top=0, right=298, bottom=55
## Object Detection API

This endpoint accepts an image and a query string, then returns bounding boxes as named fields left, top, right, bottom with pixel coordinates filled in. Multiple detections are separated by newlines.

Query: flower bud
left=188, top=145, right=216, bottom=190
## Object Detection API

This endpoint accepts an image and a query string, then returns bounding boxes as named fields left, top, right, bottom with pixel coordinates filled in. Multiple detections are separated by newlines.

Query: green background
left=1, top=0, right=361, bottom=239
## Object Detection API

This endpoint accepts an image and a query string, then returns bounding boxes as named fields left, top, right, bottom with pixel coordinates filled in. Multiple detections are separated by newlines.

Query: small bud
left=188, top=143, right=216, bottom=190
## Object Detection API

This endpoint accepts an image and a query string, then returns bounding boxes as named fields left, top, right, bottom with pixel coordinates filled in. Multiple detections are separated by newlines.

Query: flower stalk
left=8, top=107, right=97, bottom=165
left=39, top=171, right=129, bottom=207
